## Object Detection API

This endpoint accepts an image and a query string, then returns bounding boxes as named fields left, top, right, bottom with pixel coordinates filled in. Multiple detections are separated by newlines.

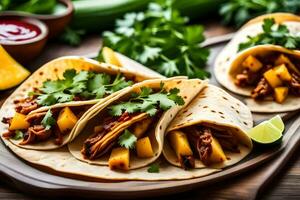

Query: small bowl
left=0, top=16, right=48, bottom=64
left=0, top=0, right=73, bottom=38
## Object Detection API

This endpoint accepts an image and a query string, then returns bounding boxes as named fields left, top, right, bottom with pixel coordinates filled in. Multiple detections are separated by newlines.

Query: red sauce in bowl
left=0, top=19, right=41, bottom=43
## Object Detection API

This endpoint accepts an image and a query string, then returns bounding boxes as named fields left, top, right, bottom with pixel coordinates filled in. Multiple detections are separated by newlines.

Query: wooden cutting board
left=0, top=23, right=299, bottom=199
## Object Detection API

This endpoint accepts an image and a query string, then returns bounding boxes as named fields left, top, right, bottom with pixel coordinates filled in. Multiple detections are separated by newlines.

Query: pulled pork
left=251, top=78, right=272, bottom=100
left=186, top=126, right=240, bottom=166
left=289, top=73, right=300, bottom=96
left=82, top=112, right=133, bottom=160
left=235, top=69, right=260, bottom=86
left=20, top=125, right=51, bottom=145
left=14, top=97, right=38, bottom=115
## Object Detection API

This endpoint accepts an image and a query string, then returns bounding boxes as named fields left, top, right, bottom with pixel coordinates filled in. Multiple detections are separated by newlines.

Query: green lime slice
left=247, top=119, right=284, bottom=144
left=269, top=115, right=284, bottom=132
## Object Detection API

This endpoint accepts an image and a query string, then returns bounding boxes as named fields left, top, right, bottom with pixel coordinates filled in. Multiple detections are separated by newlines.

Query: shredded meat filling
left=251, top=78, right=272, bottom=100
left=186, top=126, right=240, bottom=166
left=20, top=125, right=52, bottom=145
left=235, top=69, right=260, bottom=86
left=14, top=97, right=39, bottom=115
left=290, top=73, right=300, bottom=96
left=81, top=112, right=133, bottom=160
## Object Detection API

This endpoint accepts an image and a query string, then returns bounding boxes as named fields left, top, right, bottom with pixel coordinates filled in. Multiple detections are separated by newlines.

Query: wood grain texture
left=0, top=22, right=299, bottom=200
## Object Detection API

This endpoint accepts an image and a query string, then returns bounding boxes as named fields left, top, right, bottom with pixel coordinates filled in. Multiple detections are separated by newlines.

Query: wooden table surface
left=0, top=24, right=299, bottom=200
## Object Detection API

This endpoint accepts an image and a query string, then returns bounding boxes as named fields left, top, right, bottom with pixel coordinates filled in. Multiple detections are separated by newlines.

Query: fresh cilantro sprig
left=118, top=129, right=137, bottom=149
left=238, top=18, right=300, bottom=52
left=147, top=163, right=159, bottom=173
left=101, top=0, right=210, bottom=79
left=34, top=69, right=132, bottom=106
left=220, top=0, right=300, bottom=27
left=108, top=84, right=184, bottom=117
left=41, top=110, right=56, bottom=130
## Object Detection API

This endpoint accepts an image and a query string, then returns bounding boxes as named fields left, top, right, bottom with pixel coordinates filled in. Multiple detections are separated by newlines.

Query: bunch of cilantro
left=220, top=0, right=300, bottom=27
left=34, top=69, right=132, bottom=106
left=238, top=18, right=300, bottom=52
left=102, top=0, right=210, bottom=79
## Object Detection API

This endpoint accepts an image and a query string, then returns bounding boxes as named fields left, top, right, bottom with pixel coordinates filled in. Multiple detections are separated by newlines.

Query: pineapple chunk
left=168, top=130, right=193, bottom=158
left=263, top=69, right=282, bottom=88
left=108, top=147, right=130, bottom=170
left=136, top=137, right=154, bottom=158
left=274, top=87, right=289, bottom=103
left=242, top=55, right=263, bottom=72
left=102, top=47, right=122, bottom=67
left=9, top=112, right=30, bottom=131
left=208, top=136, right=227, bottom=164
left=274, top=64, right=292, bottom=81
left=57, top=107, right=78, bottom=133
left=275, top=54, right=300, bottom=75
left=131, top=117, right=152, bottom=138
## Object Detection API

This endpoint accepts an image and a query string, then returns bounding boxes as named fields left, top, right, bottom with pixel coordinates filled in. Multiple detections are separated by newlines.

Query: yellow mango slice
left=274, top=64, right=292, bottom=82
left=102, top=46, right=122, bottom=67
left=208, top=136, right=227, bottom=164
left=168, top=130, right=193, bottom=158
left=131, top=117, right=152, bottom=138
left=263, top=69, right=282, bottom=88
left=242, top=55, right=263, bottom=72
left=9, top=112, right=30, bottom=131
left=136, top=137, right=154, bottom=158
left=274, top=87, right=289, bottom=103
left=57, top=107, right=78, bottom=133
left=274, top=54, right=300, bottom=75
left=0, top=45, right=30, bottom=90
left=108, top=147, right=130, bottom=171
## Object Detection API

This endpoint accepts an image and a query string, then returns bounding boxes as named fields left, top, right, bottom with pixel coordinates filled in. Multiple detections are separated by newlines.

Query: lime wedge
left=269, top=115, right=284, bottom=132
left=247, top=116, right=284, bottom=144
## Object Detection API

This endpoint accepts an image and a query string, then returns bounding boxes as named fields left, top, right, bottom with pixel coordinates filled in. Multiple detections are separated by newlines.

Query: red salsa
left=0, top=19, right=41, bottom=43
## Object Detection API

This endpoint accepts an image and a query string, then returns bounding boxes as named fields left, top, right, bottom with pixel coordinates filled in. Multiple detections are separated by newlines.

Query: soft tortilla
left=214, top=19, right=300, bottom=113
left=68, top=77, right=207, bottom=170
left=163, top=84, right=253, bottom=169
left=0, top=56, right=157, bottom=150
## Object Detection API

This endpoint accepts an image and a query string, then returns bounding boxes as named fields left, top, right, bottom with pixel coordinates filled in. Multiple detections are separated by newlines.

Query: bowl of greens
left=0, top=0, right=74, bottom=38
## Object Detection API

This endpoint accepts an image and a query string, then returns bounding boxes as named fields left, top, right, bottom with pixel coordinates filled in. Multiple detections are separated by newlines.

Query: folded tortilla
left=68, top=77, right=207, bottom=170
left=0, top=56, right=157, bottom=150
left=215, top=13, right=300, bottom=113
left=163, top=84, right=253, bottom=169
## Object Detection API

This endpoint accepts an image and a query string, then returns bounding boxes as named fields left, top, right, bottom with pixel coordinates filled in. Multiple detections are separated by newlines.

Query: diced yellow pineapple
left=263, top=69, right=282, bottom=88
left=136, top=137, right=154, bottom=158
left=208, top=136, right=227, bottom=164
left=108, top=147, right=130, bottom=170
left=242, top=55, right=263, bottom=72
left=102, top=47, right=122, bottom=67
left=274, top=64, right=292, bottom=81
left=9, top=113, right=30, bottom=130
left=131, top=117, right=152, bottom=138
left=275, top=54, right=294, bottom=69
left=274, top=87, right=289, bottom=103
left=57, top=107, right=78, bottom=133
left=168, top=130, right=193, bottom=158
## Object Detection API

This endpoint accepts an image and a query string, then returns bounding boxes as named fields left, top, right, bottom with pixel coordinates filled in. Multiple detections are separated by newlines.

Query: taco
left=215, top=14, right=300, bottom=112
left=68, top=77, right=206, bottom=171
left=163, top=85, right=253, bottom=169
left=0, top=56, right=157, bottom=150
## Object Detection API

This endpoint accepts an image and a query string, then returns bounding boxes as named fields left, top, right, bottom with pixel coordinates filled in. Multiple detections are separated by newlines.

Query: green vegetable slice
left=247, top=115, right=284, bottom=144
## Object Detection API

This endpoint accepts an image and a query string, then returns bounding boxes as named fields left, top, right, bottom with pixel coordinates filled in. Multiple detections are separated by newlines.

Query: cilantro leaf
left=108, top=85, right=184, bottom=117
left=118, top=129, right=137, bottom=149
left=13, top=130, right=23, bottom=140
left=238, top=18, right=300, bottom=52
left=147, top=163, right=159, bottom=173
left=102, top=1, right=209, bottom=79
left=35, top=70, right=132, bottom=106
left=41, top=110, right=56, bottom=130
